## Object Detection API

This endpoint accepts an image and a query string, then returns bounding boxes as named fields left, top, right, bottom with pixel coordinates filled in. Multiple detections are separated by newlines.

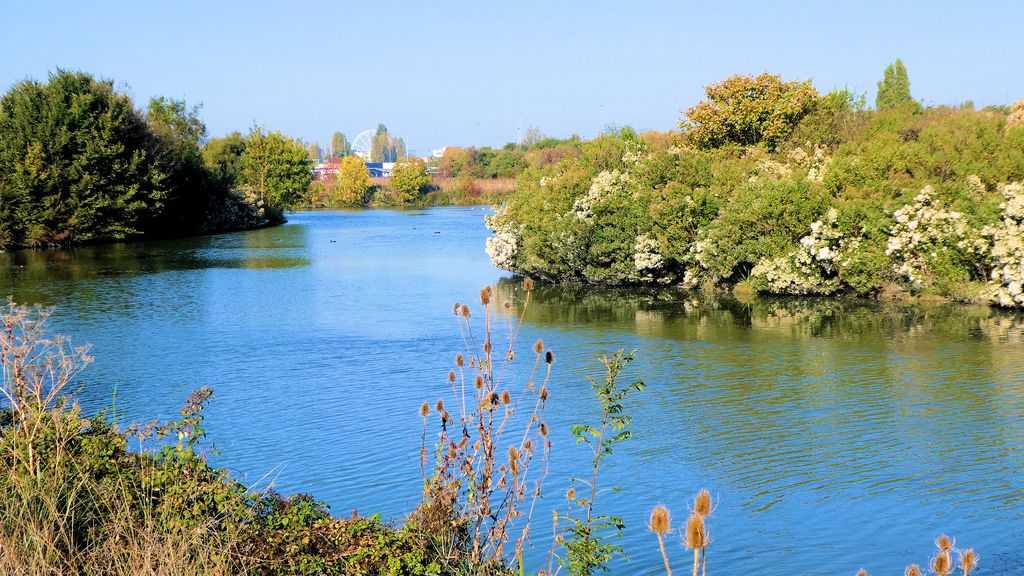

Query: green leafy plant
left=552, top=349, right=644, bottom=576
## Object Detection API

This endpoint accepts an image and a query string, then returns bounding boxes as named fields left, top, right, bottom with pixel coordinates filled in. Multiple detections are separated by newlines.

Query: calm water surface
left=2, top=208, right=1023, bottom=575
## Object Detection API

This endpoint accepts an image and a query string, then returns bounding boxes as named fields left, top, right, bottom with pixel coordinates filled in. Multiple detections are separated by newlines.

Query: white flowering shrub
left=633, top=233, right=664, bottom=281
left=484, top=210, right=520, bottom=272
left=750, top=208, right=847, bottom=295
left=983, top=182, right=1024, bottom=307
left=572, top=170, right=629, bottom=221
left=885, top=185, right=988, bottom=288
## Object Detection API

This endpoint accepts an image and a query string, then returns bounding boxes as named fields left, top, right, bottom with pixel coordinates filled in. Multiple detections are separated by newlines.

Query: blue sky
left=3, top=0, right=1022, bottom=154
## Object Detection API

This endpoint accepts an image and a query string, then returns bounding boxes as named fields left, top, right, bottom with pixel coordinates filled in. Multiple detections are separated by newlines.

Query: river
left=2, top=208, right=1022, bottom=575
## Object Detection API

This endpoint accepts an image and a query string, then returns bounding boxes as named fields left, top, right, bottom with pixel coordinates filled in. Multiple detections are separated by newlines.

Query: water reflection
left=0, top=211, right=1021, bottom=575
left=493, top=279, right=1024, bottom=574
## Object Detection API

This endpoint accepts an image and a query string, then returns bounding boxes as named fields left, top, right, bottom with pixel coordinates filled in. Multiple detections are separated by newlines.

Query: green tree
left=240, top=127, right=311, bottom=217
left=370, top=129, right=389, bottom=162
left=202, top=132, right=246, bottom=189
left=395, top=137, right=407, bottom=160
left=391, top=157, right=430, bottom=203
left=333, top=155, right=371, bottom=206
left=875, top=59, right=918, bottom=111
left=0, top=70, right=160, bottom=247
left=330, top=131, right=350, bottom=157
left=305, top=142, right=322, bottom=163
left=681, top=73, right=818, bottom=149
left=145, top=97, right=215, bottom=234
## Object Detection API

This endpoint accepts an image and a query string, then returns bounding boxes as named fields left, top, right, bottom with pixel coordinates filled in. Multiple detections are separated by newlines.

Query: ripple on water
left=2, top=209, right=1023, bottom=575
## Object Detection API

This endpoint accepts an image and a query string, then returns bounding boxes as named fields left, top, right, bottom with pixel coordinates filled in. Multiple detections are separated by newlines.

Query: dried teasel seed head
left=684, top=512, right=707, bottom=549
left=507, top=447, right=518, bottom=462
left=524, top=439, right=533, bottom=451
left=441, top=410, right=450, bottom=424
left=455, top=353, right=464, bottom=367
left=453, top=302, right=460, bottom=315
left=523, top=277, right=535, bottom=292
left=540, top=386, right=548, bottom=401
left=501, top=390, right=511, bottom=404
left=533, top=339, right=544, bottom=354
left=504, top=302, right=511, bottom=311
left=540, top=422, right=548, bottom=436
left=856, top=570, right=868, bottom=576
left=420, top=402, right=429, bottom=418
left=935, top=534, right=954, bottom=552
left=958, top=549, right=978, bottom=575
left=694, top=488, right=712, bottom=517
left=474, top=375, right=484, bottom=389
left=566, top=487, right=576, bottom=502
left=483, top=340, right=492, bottom=354
left=507, top=350, right=514, bottom=360
left=470, top=357, right=476, bottom=368
left=648, top=505, right=671, bottom=535
left=480, top=287, right=491, bottom=305
left=904, top=564, right=922, bottom=576
left=545, top=350, right=555, bottom=364
left=461, top=304, right=470, bottom=317
left=448, top=370, right=456, bottom=383
left=458, top=437, right=468, bottom=450
left=931, top=551, right=952, bottom=576
left=473, top=440, right=481, bottom=451
left=436, top=399, right=444, bottom=413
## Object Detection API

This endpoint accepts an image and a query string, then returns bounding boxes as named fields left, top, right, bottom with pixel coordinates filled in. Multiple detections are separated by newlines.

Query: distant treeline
left=0, top=70, right=311, bottom=249
left=486, top=61, right=1024, bottom=308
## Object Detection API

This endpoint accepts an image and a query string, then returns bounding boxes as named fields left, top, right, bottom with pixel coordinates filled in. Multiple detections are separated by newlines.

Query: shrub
left=391, top=157, right=431, bottom=204
left=681, top=73, right=818, bottom=150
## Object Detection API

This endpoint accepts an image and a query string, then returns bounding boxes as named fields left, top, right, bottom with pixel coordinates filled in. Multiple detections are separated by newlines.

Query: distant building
left=314, top=158, right=399, bottom=180
left=312, top=159, right=341, bottom=182
left=431, top=147, right=447, bottom=159
left=365, top=162, right=395, bottom=177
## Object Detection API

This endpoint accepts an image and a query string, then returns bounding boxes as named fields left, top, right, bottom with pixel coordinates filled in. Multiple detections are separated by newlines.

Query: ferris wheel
left=351, top=129, right=374, bottom=160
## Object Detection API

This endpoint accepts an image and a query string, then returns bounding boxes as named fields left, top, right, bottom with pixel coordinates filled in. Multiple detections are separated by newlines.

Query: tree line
left=0, top=70, right=312, bottom=249
left=486, top=60, right=1024, bottom=307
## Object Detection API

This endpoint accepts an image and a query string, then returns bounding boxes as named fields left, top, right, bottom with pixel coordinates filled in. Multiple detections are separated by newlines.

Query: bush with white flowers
left=750, top=208, right=847, bottom=295
left=484, top=212, right=520, bottom=271
left=572, top=170, right=629, bottom=222
left=983, top=182, right=1024, bottom=307
left=885, top=185, right=987, bottom=287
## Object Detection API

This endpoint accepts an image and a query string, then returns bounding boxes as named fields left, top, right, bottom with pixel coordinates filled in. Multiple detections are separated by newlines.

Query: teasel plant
left=413, top=277, right=554, bottom=571
left=899, top=534, right=978, bottom=576
left=648, top=505, right=672, bottom=576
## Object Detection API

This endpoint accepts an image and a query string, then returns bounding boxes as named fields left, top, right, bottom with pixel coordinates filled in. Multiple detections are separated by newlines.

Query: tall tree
left=395, top=138, right=407, bottom=160
left=0, top=70, right=159, bottom=247
left=240, top=127, right=311, bottom=217
left=306, top=141, right=322, bottom=163
left=370, top=127, right=390, bottom=162
left=330, top=131, right=350, bottom=157
left=145, top=96, right=216, bottom=234
left=521, top=125, right=543, bottom=148
left=333, top=155, right=372, bottom=206
left=875, top=59, right=918, bottom=111
left=202, top=132, right=246, bottom=190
